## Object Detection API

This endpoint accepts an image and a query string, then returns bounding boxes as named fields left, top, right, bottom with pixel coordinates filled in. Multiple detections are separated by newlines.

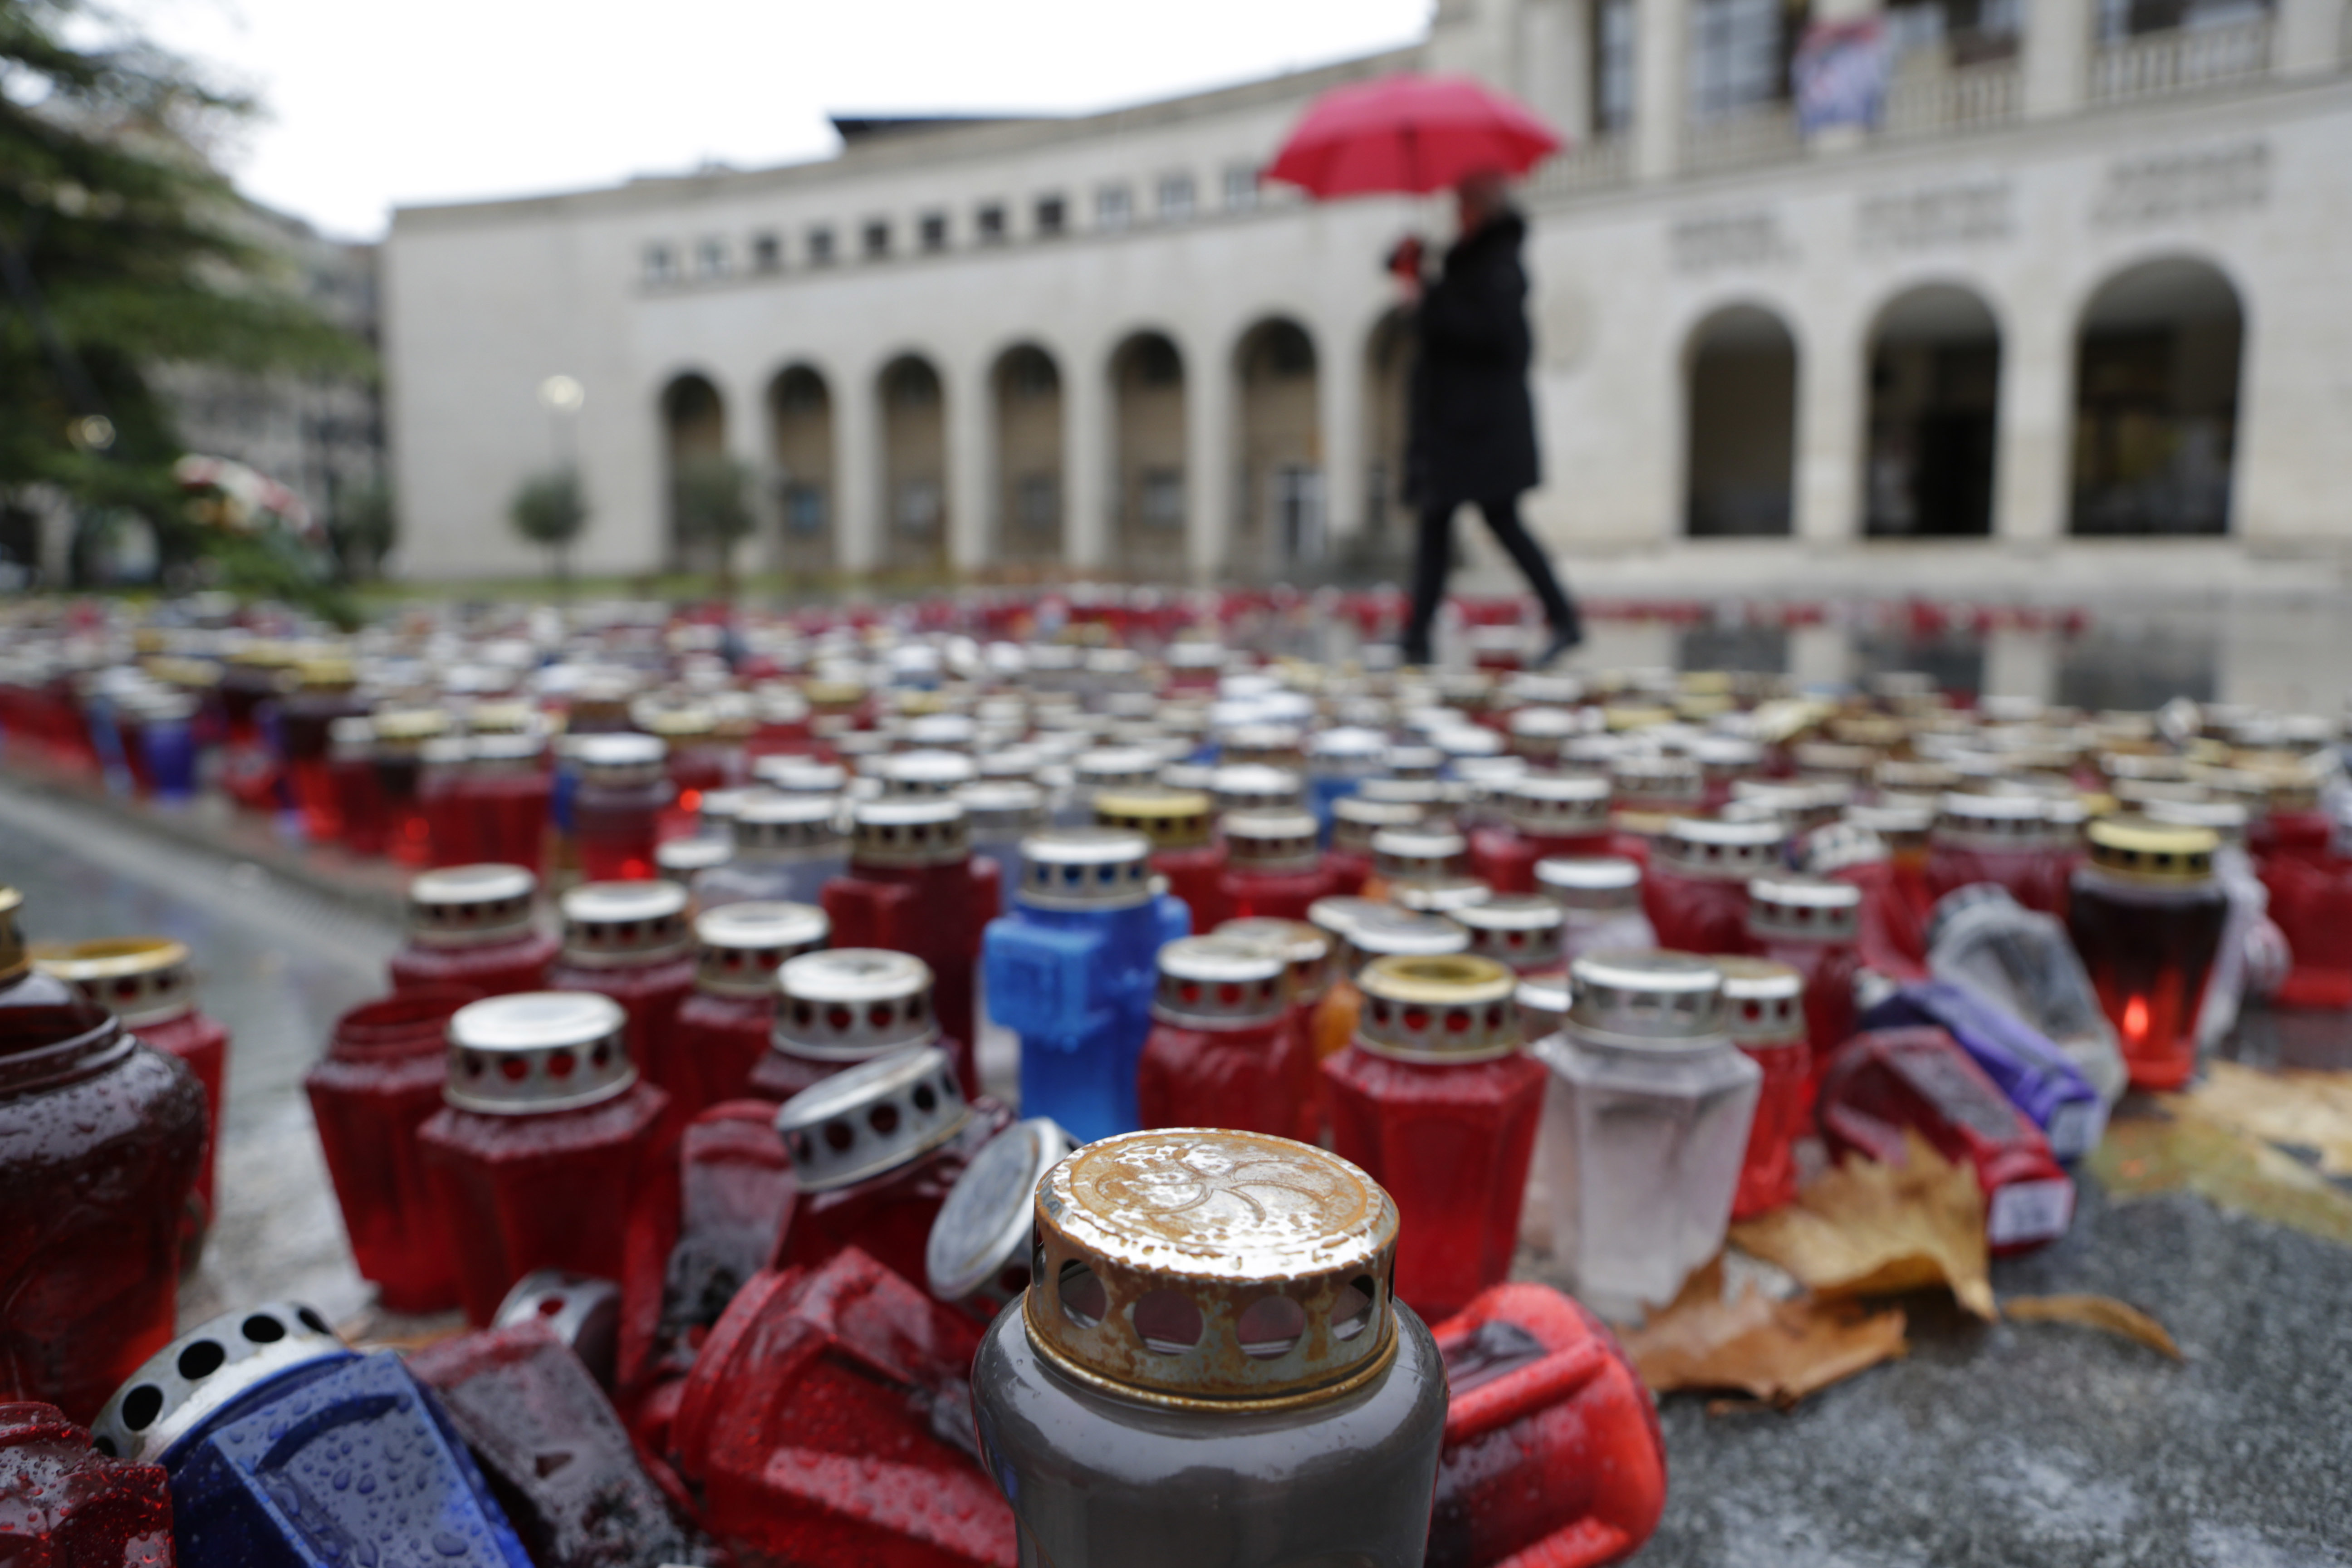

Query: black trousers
left=1404, top=495, right=1579, bottom=664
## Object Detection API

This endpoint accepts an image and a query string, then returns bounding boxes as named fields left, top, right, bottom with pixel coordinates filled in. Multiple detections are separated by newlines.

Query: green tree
left=672, top=452, right=755, bottom=594
left=0, top=0, right=364, bottom=579
left=327, top=477, right=395, bottom=582
left=510, top=468, right=588, bottom=584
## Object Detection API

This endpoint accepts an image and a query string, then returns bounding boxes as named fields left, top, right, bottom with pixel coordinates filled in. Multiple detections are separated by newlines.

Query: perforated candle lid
left=879, top=748, right=978, bottom=797
left=1210, top=763, right=1307, bottom=816
left=956, top=780, right=1046, bottom=838
left=1330, top=794, right=1424, bottom=852
left=1370, top=825, right=1469, bottom=887
left=444, top=990, right=636, bottom=1113
left=492, top=1271, right=621, bottom=1384
left=574, top=731, right=666, bottom=786
left=559, top=880, right=691, bottom=966
left=1499, top=772, right=1612, bottom=837
left=1217, top=916, right=1334, bottom=1001
left=1074, top=746, right=1164, bottom=792
left=1354, top=953, right=1521, bottom=1062
left=1094, top=788, right=1214, bottom=851
left=1025, top=1129, right=1400, bottom=1406
left=1715, top=955, right=1806, bottom=1045
left=734, top=793, right=846, bottom=858
left=1535, top=854, right=1643, bottom=912
left=1747, top=873, right=1862, bottom=943
left=1014, top=828, right=1156, bottom=910
left=1221, top=810, right=1321, bottom=872
left=927, top=1117, right=1078, bottom=1310
left=1152, top=936, right=1289, bottom=1029
left=1566, top=950, right=1729, bottom=1051
left=89, top=1301, right=345, bottom=1462
left=1454, top=894, right=1566, bottom=973
left=31, top=936, right=199, bottom=1026
left=772, top=948, right=937, bottom=1059
left=2085, top=815, right=2218, bottom=882
left=849, top=797, right=970, bottom=867
left=1658, top=815, right=1788, bottom=880
left=655, top=837, right=730, bottom=877
left=693, top=901, right=828, bottom=995
left=774, top=1043, right=971, bottom=1191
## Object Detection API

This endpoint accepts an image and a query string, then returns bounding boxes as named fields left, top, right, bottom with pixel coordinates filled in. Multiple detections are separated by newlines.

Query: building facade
left=383, top=0, right=2352, bottom=597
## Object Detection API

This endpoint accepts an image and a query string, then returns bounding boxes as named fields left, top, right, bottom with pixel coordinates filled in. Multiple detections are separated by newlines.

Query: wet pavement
left=6, top=769, right=2351, bottom=1568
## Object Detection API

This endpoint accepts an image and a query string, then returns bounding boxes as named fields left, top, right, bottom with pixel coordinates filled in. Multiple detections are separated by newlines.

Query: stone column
left=1992, top=291, right=2073, bottom=546
left=947, top=357, right=991, bottom=575
left=2275, top=0, right=2346, bottom=76
left=833, top=364, right=881, bottom=574
left=1983, top=626, right=2059, bottom=703
left=1318, top=329, right=1367, bottom=552
left=1186, top=339, right=1235, bottom=581
left=2022, top=0, right=2092, bottom=120
left=1793, top=312, right=1863, bottom=544
left=1064, top=343, right=1112, bottom=572
left=1523, top=0, right=1595, bottom=142
left=1633, top=0, right=1690, bottom=182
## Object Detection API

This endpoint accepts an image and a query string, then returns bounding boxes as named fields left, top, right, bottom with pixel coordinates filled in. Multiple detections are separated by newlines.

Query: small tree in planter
left=672, top=453, right=755, bottom=596
left=510, top=468, right=588, bottom=587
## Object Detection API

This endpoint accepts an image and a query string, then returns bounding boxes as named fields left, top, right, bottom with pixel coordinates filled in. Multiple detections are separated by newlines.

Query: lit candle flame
left=2123, top=995, right=2149, bottom=1042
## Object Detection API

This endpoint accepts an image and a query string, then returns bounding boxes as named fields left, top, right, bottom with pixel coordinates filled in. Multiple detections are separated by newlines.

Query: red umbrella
left=1264, top=74, right=1563, bottom=199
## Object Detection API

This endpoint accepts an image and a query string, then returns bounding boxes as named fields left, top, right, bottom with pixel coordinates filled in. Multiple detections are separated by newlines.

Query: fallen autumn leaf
left=1622, top=1260, right=1910, bottom=1407
left=2004, top=1294, right=2185, bottom=1361
left=1729, top=1131, right=1996, bottom=1320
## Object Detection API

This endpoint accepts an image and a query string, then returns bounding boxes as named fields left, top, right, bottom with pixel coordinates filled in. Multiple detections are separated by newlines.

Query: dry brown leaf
left=2003, top=1294, right=2184, bottom=1361
left=1729, top=1131, right=1995, bottom=1320
left=1622, top=1260, right=1909, bottom=1406
left=2173, top=1062, right=2352, bottom=1178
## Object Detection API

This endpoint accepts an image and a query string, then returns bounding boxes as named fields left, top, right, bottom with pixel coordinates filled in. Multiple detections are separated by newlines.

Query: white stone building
left=383, top=0, right=2352, bottom=600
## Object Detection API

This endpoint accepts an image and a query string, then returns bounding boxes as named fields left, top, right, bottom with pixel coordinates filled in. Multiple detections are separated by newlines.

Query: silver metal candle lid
left=927, top=1117, right=1078, bottom=1310
left=955, top=780, right=1046, bottom=838
left=1657, top=816, right=1788, bottom=881
left=774, top=1043, right=972, bottom=1191
left=1715, top=956, right=1806, bottom=1046
left=734, top=793, right=847, bottom=858
left=1073, top=746, right=1164, bottom=792
left=445, top=990, right=637, bottom=1113
left=1311, top=898, right=1469, bottom=973
left=655, top=837, right=730, bottom=878
left=1565, top=951, right=1729, bottom=1052
left=693, top=901, right=829, bottom=996
left=89, top=1301, right=345, bottom=1462
left=1933, top=789, right=2052, bottom=848
left=492, top=1271, right=621, bottom=1387
left=1748, top=873, right=1862, bottom=943
left=1210, top=762, right=1307, bottom=816
left=574, top=731, right=666, bottom=788
left=1014, top=828, right=1156, bottom=911
left=407, top=863, right=538, bottom=947
left=1454, top=893, right=1566, bottom=973
left=1220, top=810, right=1321, bottom=872
left=1370, top=825, right=1469, bottom=887
left=849, top=797, right=970, bottom=867
left=559, top=879, right=692, bottom=967
left=1535, top=854, right=1643, bottom=913
left=1499, top=773, right=1612, bottom=837
left=1152, top=935, right=1289, bottom=1029
left=1217, top=916, right=1334, bottom=1002
left=879, top=748, right=978, bottom=797
left=1330, top=794, right=1424, bottom=852
left=772, top=948, right=939, bottom=1060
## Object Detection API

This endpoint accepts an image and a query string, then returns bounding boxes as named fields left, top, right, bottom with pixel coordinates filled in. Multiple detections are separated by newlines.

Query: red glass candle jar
left=1926, top=792, right=2074, bottom=917
left=820, top=798, right=1000, bottom=1098
left=2067, top=818, right=2229, bottom=1092
left=671, top=901, right=830, bottom=1117
left=1095, top=788, right=1225, bottom=930
left=372, top=707, right=453, bottom=867
left=2246, top=767, right=2332, bottom=868
left=1645, top=816, right=1785, bottom=957
left=1305, top=898, right=1469, bottom=1064
left=1817, top=1026, right=2074, bottom=1254
left=1218, top=915, right=1334, bottom=1059
left=389, top=863, right=559, bottom=997
left=279, top=658, right=366, bottom=841
left=572, top=733, right=673, bottom=883
left=418, top=735, right=481, bottom=866
left=327, top=715, right=387, bottom=855
left=1136, top=936, right=1314, bottom=1142
left=543, top=880, right=697, bottom=1099
left=305, top=986, right=482, bottom=1314
left=33, top=936, right=229, bottom=1247
left=1807, top=808, right=1935, bottom=978
left=747, top=948, right=947, bottom=1105
left=458, top=733, right=554, bottom=873
left=670, top=1250, right=1014, bottom=1568
left=1323, top=953, right=1546, bottom=1321
left=0, top=1401, right=176, bottom=1560
left=1327, top=795, right=1425, bottom=896
left=1746, top=872, right=1864, bottom=1066
left=1426, top=1283, right=1666, bottom=1568
left=647, top=706, right=736, bottom=839
left=1217, top=809, right=1340, bottom=921
left=418, top=991, right=671, bottom=1323
left=2264, top=848, right=2352, bottom=1009
left=0, top=889, right=205, bottom=1424
left=770, top=1043, right=1012, bottom=1288
left=1468, top=774, right=1615, bottom=894
left=1454, top=893, right=1566, bottom=978
left=1716, top=957, right=1808, bottom=1219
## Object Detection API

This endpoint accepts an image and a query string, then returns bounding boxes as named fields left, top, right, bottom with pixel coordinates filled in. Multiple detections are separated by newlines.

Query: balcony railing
left=1683, top=103, right=1802, bottom=174
left=1524, top=135, right=1634, bottom=199
left=1882, top=59, right=2024, bottom=139
left=2090, top=17, right=2275, bottom=104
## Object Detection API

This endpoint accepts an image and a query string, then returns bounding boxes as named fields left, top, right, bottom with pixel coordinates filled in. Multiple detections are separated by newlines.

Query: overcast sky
left=127, top=0, right=1434, bottom=241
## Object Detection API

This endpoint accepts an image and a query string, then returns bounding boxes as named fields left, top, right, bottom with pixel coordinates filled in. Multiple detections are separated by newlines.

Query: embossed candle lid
left=774, top=1043, right=971, bottom=1191
left=31, top=936, right=199, bottom=1026
left=1535, top=854, right=1643, bottom=912
left=1217, top=916, right=1334, bottom=1001
left=444, top=990, right=636, bottom=1113
left=1454, top=894, right=1566, bottom=973
left=1094, top=788, right=1214, bottom=851
left=1355, top=953, right=1521, bottom=1063
left=848, top=797, right=970, bottom=867
left=559, top=879, right=692, bottom=966
left=1565, top=951, right=1729, bottom=1052
left=694, top=901, right=829, bottom=996
left=772, top=948, right=938, bottom=1059
left=1152, top=935, right=1289, bottom=1029
left=1714, top=956, right=1806, bottom=1045
left=1014, top=828, right=1156, bottom=911
left=1747, top=873, right=1862, bottom=942
left=1026, top=1128, right=1400, bottom=1405
left=927, top=1117, right=1079, bottom=1309
left=1220, top=809, right=1322, bottom=872
left=90, top=1301, right=345, bottom=1462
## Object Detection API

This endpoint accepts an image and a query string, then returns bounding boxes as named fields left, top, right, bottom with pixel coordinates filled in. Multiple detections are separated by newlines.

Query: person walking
left=1393, top=171, right=1581, bottom=669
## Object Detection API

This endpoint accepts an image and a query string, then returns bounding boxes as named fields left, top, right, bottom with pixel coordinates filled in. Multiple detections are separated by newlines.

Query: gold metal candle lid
left=2085, top=816, right=2218, bottom=882
left=1355, top=953, right=1521, bottom=1063
left=1026, top=1129, right=1399, bottom=1407
left=1094, top=788, right=1214, bottom=851
left=31, top=936, right=199, bottom=1026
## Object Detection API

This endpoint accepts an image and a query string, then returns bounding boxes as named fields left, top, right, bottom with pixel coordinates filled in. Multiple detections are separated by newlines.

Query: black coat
left=1406, top=210, right=1541, bottom=512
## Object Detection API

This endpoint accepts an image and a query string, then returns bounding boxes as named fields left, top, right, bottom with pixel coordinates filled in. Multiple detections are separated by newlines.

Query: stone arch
left=660, top=371, right=726, bottom=569
left=1863, top=282, right=2002, bottom=538
left=1232, top=315, right=1323, bottom=576
left=1109, top=329, right=1188, bottom=580
left=2070, top=255, right=2243, bottom=536
left=1363, top=307, right=1415, bottom=549
left=1683, top=303, right=1796, bottom=537
left=878, top=353, right=949, bottom=574
left=991, top=342, right=1064, bottom=569
left=767, top=363, right=834, bottom=574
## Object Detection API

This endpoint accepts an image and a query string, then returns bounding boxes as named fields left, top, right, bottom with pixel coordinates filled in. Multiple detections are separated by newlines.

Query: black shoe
left=1533, top=625, right=1583, bottom=669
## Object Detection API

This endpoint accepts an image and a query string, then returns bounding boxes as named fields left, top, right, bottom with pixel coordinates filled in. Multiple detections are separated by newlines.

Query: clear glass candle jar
left=669, top=901, right=829, bottom=1118
left=32, top=935, right=230, bottom=1253
left=1644, top=816, right=1786, bottom=957
left=770, top=1044, right=1011, bottom=1289
left=1327, top=796, right=1425, bottom=896
left=1217, top=809, right=1340, bottom=922
left=694, top=794, right=848, bottom=909
left=1532, top=951, right=1760, bottom=1319
left=1745, top=872, right=1864, bottom=1068
left=1137, top=935, right=1314, bottom=1143
left=821, top=799, right=1000, bottom=1098
left=388, top=863, right=559, bottom=998
left=571, top=733, right=672, bottom=883
left=1324, top=954, right=1547, bottom=1321
left=1536, top=855, right=1658, bottom=964
left=925, top=1116, right=1078, bottom=1325
left=0, top=1401, right=174, bottom=1561
left=88, top=1301, right=534, bottom=1566
left=305, top=986, right=482, bottom=1314
left=970, top=1127, right=1447, bottom=1568
left=1928, top=883, right=2128, bottom=1106
left=542, top=880, right=697, bottom=1101
left=2067, top=817, right=2230, bottom=1092
left=417, top=992, right=671, bottom=1323
left=0, top=890, right=206, bottom=1424
left=1468, top=774, right=1615, bottom=894
left=1095, top=788, right=1226, bottom=931
left=1715, top=956, right=1808, bottom=1220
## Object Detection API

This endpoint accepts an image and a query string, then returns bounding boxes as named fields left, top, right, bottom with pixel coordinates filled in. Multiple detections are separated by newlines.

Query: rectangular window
left=1689, top=0, right=1786, bottom=119
left=977, top=202, right=1008, bottom=243
left=1096, top=183, right=1132, bottom=231
left=1222, top=164, right=1259, bottom=211
left=919, top=211, right=949, bottom=252
left=784, top=482, right=829, bottom=535
left=1015, top=473, right=1059, bottom=533
left=1157, top=172, right=1196, bottom=221
left=1141, top=469, right=1185, bottom=528
left=863, top=219, right=892, bottom=260
left=896, top=479, right=943, bottom=538
left=1035, top=194, right=1067, bottom=236
left=694, top=237, right=727, bottom=279
left=750, top=232, right=782, bottom=272
left=807, top=226, right=836, bottom=266
left=642, top=242, right=677, bottom=284
left=1595, top=0, right=1636, bottom=133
